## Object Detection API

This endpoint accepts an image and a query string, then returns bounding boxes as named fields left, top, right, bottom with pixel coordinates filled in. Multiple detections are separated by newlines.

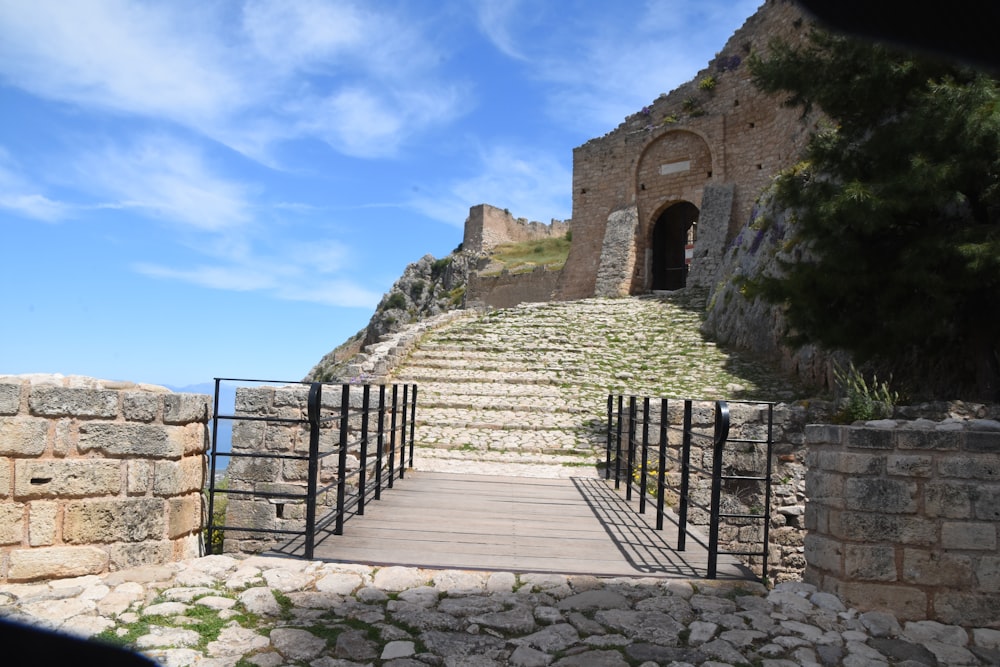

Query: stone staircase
left=388, top=293, right=798, bottom=477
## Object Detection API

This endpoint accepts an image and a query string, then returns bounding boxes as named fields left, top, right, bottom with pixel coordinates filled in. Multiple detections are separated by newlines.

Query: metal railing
left=606, top=394, right=774, bottom=581
left=205, top=378, right=417, bottom=559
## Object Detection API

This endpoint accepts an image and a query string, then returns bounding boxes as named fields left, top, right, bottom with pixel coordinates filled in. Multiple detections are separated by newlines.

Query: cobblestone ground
left=392, top=293, right=801, bottom=476
left=3, top=555, right=999, bottom=666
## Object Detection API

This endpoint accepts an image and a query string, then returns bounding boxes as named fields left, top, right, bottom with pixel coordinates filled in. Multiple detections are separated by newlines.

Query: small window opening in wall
left=276, top=503, right=285, bottom=519
left=580, top=188, right=587, bottom=194
left=757, top=164, right=763, bottom=170
left=734, top=99, right=739, bottom=106
left=707, top=171, right=713, bottom=178
left=640, top=183, right=646, bottom=190
left=748, top=122, right=755, bottom=129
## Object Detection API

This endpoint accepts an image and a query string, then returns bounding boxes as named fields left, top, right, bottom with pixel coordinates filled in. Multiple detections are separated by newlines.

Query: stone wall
left=0, top=375, right=208, bottom=583
left=463, top=204, right=570, bottom=255
left=558, top=0, right=816, bottom=300
left=804, top=419, right=1000, bottom=626
left=466, top=266, right=563, bottom=309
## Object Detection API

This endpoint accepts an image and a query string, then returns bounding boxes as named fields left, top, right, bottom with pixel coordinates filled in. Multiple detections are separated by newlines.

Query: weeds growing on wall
left=833, top=361, right=899, bottom=422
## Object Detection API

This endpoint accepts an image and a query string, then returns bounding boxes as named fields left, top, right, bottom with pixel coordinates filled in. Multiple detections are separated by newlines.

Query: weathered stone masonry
left=0, top=375, right=209, bottom=583
left=558, top=0, right=816, bottom=300
left=804, top=419, right=1000, bottom=626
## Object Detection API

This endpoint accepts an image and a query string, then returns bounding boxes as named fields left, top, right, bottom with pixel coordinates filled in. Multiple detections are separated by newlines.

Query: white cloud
left=411, top=144, right=571, bottom=227
left=77, top=136, right=252, bottom=230
left=476, top=0, right=532, bottom=61
left=134, top=234, right=379, bottom=308
left=0, top=0, right=472, bottom=162
left=0, top=148, right=71, bottom=222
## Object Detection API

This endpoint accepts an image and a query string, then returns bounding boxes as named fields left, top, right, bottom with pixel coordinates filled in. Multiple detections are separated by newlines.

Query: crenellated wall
left=0, top=375, right=209, bottom=583
left=804, top=419, right=1000, bottom=626
left=462, top=204, right=569, bottom=255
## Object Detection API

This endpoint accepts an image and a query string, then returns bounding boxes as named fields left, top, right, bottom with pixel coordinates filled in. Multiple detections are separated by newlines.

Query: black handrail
left=606, top=394, right=774, bottom=582
left=205, top=379, right=418, bottom=558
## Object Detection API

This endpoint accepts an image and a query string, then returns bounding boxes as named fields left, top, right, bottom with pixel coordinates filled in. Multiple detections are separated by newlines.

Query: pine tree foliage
left=748, top=29, right=1000, bottom=400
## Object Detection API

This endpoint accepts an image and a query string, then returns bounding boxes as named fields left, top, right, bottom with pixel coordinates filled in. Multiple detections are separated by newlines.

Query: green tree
left=749, top=29, right=1000, bottom=400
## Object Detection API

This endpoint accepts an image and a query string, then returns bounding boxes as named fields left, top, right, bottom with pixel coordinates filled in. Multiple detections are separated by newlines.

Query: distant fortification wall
left=466, top=265, right=562, bottom=309
left=463, top=204, right=569, bottom=255
left=0, top=375, right=208, bottom=583
left=558, top=0, right=815, bottom=299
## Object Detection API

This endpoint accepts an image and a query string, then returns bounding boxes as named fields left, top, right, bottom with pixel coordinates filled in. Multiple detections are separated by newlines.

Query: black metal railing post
left=706, top=400, right=731, bottom=579
left=655, top=397, right=668, bottom=530
left=762, top=403, right=774, bottom=581
left=625, top=396, right=637, bottom=501
left=304, top=382, right=323, bottom=559
left=399, top=384, right=409, bottom=479
left=677, top=399, right=693, bottom=551
left=390, top=384, right=400, bottom=484
left=605, top=394, right=613, bottom=480
left=358, top=384, right=370, bottom=516
left=614, top=395, right=624, bottom=489
left=409, top=384, right=417, bottom=468
left=639, top=397, right=650, bottom=514
left=335, top=383, right=350, bottom=535
left=375, top=385, right=386, bottom=501
left=206, top=378, right=223, bottom=555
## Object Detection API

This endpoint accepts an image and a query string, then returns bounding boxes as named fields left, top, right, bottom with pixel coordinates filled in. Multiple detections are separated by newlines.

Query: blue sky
left=1, top=0, right=761, bottom=389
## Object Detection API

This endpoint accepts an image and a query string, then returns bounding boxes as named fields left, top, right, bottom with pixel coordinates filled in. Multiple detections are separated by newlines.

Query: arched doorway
left=651, top=202, right=699, bottom=290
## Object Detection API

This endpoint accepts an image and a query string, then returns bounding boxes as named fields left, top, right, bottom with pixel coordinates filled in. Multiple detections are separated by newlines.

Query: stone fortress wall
left=462, top=204, right=572, bottom=309
left=462, top=204, right=569, bottom=255
left=557, top=0, right=815, bottom=299
left=0, top=375, right=208, bottom=583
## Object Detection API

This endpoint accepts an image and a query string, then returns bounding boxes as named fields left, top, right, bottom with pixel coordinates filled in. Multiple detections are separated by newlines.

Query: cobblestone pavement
left=3, top=554, right=999, bottom=666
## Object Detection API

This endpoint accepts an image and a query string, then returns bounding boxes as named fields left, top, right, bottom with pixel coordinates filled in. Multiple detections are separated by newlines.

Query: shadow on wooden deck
left=267, top=471, right=752, bottom=580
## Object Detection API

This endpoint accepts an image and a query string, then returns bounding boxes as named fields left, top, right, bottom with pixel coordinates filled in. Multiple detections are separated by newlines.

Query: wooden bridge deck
left=271, top=472, right=752, bottom=580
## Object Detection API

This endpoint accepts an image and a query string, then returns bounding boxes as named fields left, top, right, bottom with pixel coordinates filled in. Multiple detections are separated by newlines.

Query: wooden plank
left=269, top=471, right=751, bottom=580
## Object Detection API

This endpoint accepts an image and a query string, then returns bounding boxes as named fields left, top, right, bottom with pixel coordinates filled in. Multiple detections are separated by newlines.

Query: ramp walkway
left=272, top=471, right=750, bottom=580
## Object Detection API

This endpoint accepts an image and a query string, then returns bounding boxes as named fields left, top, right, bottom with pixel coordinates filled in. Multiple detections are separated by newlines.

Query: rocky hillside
left=306, top=250, right=477, bottom=382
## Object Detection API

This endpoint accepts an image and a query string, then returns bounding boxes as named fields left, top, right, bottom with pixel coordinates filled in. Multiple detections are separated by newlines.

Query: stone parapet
left=0, top=375, right=209, bottom=583
left=804, top=419, right=1000, bottom=626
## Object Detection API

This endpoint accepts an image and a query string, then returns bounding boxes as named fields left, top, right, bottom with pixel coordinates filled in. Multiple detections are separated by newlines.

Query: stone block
left=53, top=418, right=73, bottom=457
left=805, top=470, right=844, bottom=508
left=966, top=430, right=1000, bottom=452
left=28, top=386, right=119, bottom=418
left=108, top=541, right=173, bottom=571
left=28, top=501, right=58, bottom=547
left=804, top=424, right=842, bottom=445
left=804, top=534, right=841, bottom=573
left=225, top=499, right=276, bottom=538
left=938, top=454, right=1000, bottom=481
left=844, top=427, right=893, bottom=449
left=973, top=485, right=1000, bottom=521
left=933, top=592, right=1000, bottom=627
left=886, top=454, right=933, bottom=477
left=836, top=581, right=926, bottom=621
left=0, top=459, right=9, bottom=498
left=7, top=546, right=109, bottom=581
left=844, top=478, right=917, bottom=514
left=167, top=494, right=203, bottom=539
left=902, top=549, right=973, bottom=588
left=0, top=381, right=21, bottom=415
left=152, top=457, right=204, bottom=496
left=924, top=481, right=975, bottom=519
left=844, top=544, right=897, bottom=581
left=14, top=460, right=121, bottom=499
left=0, top=417, right=49, bottom=456
left=183, top=423, right=208, bottom=456
left=63, top=498, right=166, bottom=544
left=0, top=503, right=25, bottom=545
left=122, top=391, right=160, bottom=422
left=79, top=422, right=183, bottom=459
left=128, top=460, right=153, bottom=495
left=282, top=459, right=309, bottom=481
left=235, top=387, right=272, bottom=414
left=833, top=512, right=936, bottom=546
left=895, top=429, right=961, bottom=450
left=976, top=556, right=1000, bottom=592
left=163, top=393, right=210, bottom=425
left=941, top=522, right=996, bottom=550
left=227, top=455, right=281, bottom=483
left=837, top=452, right=886, bottom=475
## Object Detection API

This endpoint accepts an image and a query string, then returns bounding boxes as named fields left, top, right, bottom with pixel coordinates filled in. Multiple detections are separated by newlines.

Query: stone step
left=415, top=408, right=588, bottom=430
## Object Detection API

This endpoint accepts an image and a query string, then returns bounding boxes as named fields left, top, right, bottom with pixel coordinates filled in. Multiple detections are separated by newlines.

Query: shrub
left=384, top=292, right=406, bottom=310
left=834, top=362, right=898, bottom=422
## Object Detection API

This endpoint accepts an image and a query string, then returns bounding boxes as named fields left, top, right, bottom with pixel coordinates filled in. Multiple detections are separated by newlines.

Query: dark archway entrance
left=651, top=202, right=699, bottom=290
